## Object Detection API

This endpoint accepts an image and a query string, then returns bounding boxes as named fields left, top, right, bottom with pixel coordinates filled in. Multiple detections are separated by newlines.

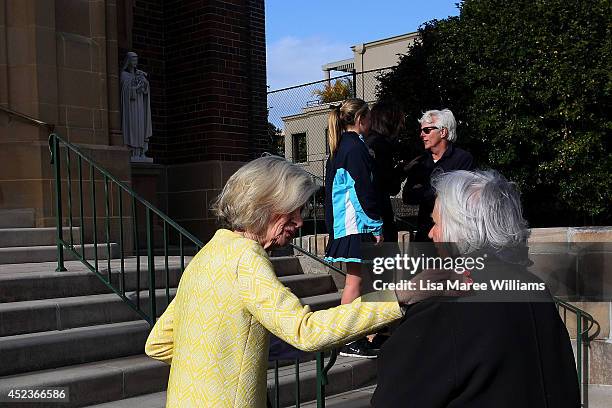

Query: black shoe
left=339, top=338, right=378, bottom=359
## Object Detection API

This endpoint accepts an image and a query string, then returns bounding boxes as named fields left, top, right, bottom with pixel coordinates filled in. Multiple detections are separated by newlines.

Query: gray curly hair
left=432, top=170, right=530, bottom=254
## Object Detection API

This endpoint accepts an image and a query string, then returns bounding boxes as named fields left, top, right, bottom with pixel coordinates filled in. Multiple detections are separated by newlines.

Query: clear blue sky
left=265, top=0, right=461, bottom=89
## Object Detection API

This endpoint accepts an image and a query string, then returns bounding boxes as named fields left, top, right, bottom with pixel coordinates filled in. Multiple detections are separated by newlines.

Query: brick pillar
left=129, top=0, right=268, bottom=241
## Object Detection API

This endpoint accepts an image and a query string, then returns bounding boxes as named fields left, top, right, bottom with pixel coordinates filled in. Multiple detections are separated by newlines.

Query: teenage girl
left=324, top=98, right=383, bottom=357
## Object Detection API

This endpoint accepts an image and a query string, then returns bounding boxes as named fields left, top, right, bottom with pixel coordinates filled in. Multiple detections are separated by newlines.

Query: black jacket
left=372, top=251, right=580, bottom=408
left=365, top=131, right=403, bottom=242
left=402, top=143, right=474, bottom=241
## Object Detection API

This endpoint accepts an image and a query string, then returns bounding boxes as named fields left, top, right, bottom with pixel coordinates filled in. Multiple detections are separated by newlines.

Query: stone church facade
left=0, top=0, right=268, bottom=240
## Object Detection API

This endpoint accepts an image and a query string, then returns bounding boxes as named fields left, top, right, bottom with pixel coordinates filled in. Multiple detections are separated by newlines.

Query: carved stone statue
left=120, top=51, right=152, bottom=160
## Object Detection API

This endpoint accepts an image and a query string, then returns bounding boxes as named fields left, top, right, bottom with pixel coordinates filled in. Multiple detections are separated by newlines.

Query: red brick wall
left=128, top=0, right=268, bottom=164
left=130, top=0, right=167, bottom=160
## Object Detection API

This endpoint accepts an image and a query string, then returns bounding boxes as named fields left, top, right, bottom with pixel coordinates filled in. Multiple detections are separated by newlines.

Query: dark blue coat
left=325, top=131, right=382, bottom=240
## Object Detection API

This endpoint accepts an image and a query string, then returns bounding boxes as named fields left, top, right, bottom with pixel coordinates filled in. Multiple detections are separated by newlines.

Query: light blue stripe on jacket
left=331, top=168, right=383, bottom=239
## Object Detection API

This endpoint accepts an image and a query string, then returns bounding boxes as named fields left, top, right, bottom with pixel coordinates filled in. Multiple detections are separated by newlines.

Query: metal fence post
left=51, top=135, right=67, bottom=272
left=316, top=352, right=325, bottom=408
left=146, top=208, right=156, bottom=326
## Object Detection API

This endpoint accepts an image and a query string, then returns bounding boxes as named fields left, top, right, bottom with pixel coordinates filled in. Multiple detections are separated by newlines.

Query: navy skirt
left=324, top=233, right=374, bottom=263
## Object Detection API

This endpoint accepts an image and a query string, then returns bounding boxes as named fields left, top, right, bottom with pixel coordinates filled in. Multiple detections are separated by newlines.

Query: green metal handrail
left=49, top=136, right=341, bottom=407
left=49, top=132, right=203, bottom=326
left=555, top=298, right=600, bottom=408
left=0, top=105, right=55, bottom=132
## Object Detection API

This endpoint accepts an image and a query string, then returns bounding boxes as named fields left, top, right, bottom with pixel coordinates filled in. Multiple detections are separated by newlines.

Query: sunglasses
left=420, top=126, right=440, bottom=135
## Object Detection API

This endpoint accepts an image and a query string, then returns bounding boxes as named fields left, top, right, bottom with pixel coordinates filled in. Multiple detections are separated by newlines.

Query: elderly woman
left=373, top=170, right=580, bottom=408
left=145, top=156, right=454, bottom=408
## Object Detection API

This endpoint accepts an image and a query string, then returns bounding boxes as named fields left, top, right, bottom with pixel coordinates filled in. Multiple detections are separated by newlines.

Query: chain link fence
left=267, top=67, right=417, bottom=234
left=267, top=67, right=393, bottom=183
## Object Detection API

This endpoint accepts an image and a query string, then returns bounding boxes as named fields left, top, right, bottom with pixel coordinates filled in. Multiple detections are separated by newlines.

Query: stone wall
left=529, top=226, right=612, bottom=386
left=0, top=0, right=131, bottom=242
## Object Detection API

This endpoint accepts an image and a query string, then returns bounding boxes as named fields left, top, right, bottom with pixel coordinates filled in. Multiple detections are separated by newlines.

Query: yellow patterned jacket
left=145, top=229, right=402, bottom=407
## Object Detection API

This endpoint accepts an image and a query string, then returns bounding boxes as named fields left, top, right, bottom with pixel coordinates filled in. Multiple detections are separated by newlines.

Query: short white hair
left=419, top=109, right=457, bottom=142
left=432, top=170, right=529, bottom=254
left=212, top=155, right=318, bottom=235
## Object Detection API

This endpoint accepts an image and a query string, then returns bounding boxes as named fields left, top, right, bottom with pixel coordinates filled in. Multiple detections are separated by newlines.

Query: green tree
left=313, top=79, right=353, bottom=103
left=267, top=121, right=284, bottom=156
left=378, top=0, right=611, bottom=226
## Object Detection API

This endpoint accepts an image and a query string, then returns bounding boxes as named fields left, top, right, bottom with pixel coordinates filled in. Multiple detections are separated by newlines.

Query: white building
left=283, top=32, right=418, bottom=180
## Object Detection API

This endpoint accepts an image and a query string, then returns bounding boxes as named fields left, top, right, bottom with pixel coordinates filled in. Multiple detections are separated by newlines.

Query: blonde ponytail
left=327, top=98, right=369, bottom=157
left=328, top=105, right=342, bottom=157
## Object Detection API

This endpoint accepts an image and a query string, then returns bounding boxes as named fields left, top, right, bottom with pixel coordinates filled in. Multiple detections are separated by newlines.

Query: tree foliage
left=267, top=121, right=284, bottom=156
left=313, top=79, right=353, bottom=103
left=378, top=0, right=611, bottom=226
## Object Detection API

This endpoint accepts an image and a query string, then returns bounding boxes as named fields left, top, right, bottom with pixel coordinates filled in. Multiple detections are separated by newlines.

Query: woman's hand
left=395, top=269, right=471, bottom=305
left=374, top=235, right=384, bottom=246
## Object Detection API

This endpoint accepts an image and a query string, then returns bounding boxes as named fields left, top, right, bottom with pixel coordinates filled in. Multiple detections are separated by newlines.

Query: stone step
left=0, top=227, right=82, bottom=247
left=30, top=354, right=376, bottom=408
left=271, top=255, right=303, bottom=277
left=1, top=355, right=608, bottom=408
left=0, top=321, right=150, bottom=376
left=295, top=385, right=376, bottom=408
left=0, top=243, right=120, bottom=264
left=0, top=355, right=169, bottom=408
left=0, top=289, right=175, bottom=337
left=300, top=292, right=342, bottom=311
left=0, top=256, right=314, bottom=302
left=278, top=274, right=336, bottom=298
left=268, top=355, right=376, bottom=408
left=0, top=259, right=183, bottom=302
left=297, top=384, right=612, bottom=408
left=87, top=392, right=167, bottom=408
left=0, top=209, right=35, bottom=228
left=269, top=245, right=296, bottom=257
left=0, top=291, right=340, bottom=338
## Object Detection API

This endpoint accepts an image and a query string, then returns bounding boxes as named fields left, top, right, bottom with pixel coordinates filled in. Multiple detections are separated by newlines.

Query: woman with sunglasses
left=402, top=109, right=474, bottom=241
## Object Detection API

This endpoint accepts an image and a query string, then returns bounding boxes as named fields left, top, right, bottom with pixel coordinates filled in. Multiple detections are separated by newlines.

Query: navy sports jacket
left=324, top=131, right=383, bottom=240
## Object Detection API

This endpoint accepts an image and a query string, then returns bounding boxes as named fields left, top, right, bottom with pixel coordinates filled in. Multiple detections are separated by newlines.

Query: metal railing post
left=582, top=314, right=590, bottom=408
left=274, top=360, right=280, bottom=408
left=316, top=352, right=325, bottom=408
left=294, top=358, right=301, bottom=408
left=51, top=135, right=67, bottom=272
left=146, top=208, right=156, bottom=326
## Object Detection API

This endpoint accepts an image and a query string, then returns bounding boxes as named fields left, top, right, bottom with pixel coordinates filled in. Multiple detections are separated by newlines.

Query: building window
left=292, top=132, right=307, bottom=163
